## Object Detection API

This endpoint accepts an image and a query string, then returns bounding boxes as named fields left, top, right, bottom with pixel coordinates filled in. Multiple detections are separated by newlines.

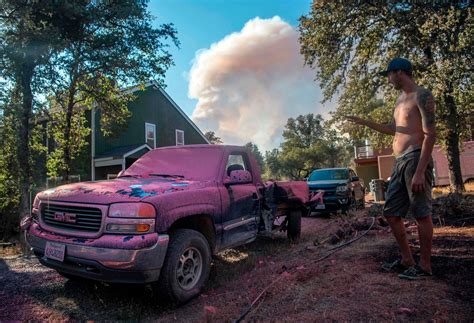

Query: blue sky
left=148, top=0, right=312, bottom=117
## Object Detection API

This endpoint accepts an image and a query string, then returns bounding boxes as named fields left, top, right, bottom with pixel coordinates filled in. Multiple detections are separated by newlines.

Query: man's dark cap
left=379, top=57, right=413, bottom=76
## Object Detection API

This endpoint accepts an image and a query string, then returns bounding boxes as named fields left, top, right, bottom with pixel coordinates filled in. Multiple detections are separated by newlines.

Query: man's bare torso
left=392, top=88, right=425, bottom=156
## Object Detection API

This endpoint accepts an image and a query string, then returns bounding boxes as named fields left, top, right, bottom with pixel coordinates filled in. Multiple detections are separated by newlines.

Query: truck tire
left=342, top=196, right=357, bottom=215
left=157, top=229, right=211, bottom=303
left=287, top=209, right=301, bottom=241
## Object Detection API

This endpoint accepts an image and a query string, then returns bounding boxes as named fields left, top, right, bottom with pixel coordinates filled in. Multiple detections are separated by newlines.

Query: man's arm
left=345, top=116, right=396, bottom=135
left=411, top=88, right=436, bottom=193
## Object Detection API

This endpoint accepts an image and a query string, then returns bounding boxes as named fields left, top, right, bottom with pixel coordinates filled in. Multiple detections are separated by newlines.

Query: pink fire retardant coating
left=36, top=178, right=208, bottom=203
left=310, top=191, right=324, bottom=204
left=34, top=145, right=314, bottom=232
left=29, top=223, right=158, bottom=249
left=229, top=170, right=252, bottom=182
left=266, top=181, right=310, bottom=204
left=122, top=145, right=225, bottom=181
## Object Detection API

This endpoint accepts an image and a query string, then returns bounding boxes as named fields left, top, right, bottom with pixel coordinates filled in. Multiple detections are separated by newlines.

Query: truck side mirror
left=224, top=170, right=253, bottom=185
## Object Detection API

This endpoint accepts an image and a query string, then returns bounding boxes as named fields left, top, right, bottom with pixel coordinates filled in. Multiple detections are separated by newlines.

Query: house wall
left=94, top=86, right=207, bottom=156
left=378, top=155, right=395, bottom=181
left=95, top=165, right=122, bottom=180
left=432, top=141, right=474, bottom=186
left=354, top=164, right=379, bottom=190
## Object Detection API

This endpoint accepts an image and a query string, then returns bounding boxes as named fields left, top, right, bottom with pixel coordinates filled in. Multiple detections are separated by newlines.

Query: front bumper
left=313, top=195, right=351, bottom=211
left=26, top=223, right=169, bottom=284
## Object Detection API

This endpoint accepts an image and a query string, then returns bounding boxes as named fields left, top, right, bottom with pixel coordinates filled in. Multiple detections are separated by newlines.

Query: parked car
left=307, top=167, right=365, bottom=213
left=22, top=145, right=321, bottom=303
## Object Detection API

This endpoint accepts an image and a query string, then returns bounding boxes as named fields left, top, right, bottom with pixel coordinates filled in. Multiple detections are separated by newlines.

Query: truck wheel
left=157, top=229, right=211, bottom=303
left=343, top=197, right=357, bottom=215
left=287, top=209, right=301, bottom=241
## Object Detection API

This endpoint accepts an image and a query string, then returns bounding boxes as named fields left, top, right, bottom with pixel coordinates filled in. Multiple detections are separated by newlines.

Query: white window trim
left=176, top=129, right=184, bottom=146
left=145, top=122, right=156, bottom=148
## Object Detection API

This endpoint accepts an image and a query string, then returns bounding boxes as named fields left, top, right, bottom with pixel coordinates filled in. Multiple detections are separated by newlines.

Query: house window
left=176, top=129, right=184, bottom=146
left=145, top=123, right=156, bottom=148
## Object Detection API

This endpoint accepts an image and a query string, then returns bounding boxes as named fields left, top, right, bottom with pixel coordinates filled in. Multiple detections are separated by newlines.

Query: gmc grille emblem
left=53, top=212, right=77, bottom=223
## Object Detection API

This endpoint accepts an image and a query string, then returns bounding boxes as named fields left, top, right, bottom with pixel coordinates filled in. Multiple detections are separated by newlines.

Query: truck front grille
left=41, top=204, right=103, bottom=233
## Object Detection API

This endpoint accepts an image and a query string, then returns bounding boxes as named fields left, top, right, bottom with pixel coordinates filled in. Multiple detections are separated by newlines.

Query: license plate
left=315, top=204, right=326, bottom=210
left=45, top=242, right=66, bottom=262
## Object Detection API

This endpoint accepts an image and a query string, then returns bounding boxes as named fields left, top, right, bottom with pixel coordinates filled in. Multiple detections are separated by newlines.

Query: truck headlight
left=336, top=186, right=348, bottom=193
left=108, top=203, right=156, bottom=218
left=106, top=203, right=156, bottom=234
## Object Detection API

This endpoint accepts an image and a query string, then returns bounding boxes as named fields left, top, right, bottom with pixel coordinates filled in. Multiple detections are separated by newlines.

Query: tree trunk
left=17, top=65, right=34, bottom=218
left=444, top=94, right=465, bottom=193
left=62, top=97, right=74, bottom=181
left=62, top=65, right=79, bottom=182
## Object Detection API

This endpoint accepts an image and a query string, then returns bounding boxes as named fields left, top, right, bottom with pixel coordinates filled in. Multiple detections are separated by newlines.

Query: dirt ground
left=1, top=195, right=473, bottom=321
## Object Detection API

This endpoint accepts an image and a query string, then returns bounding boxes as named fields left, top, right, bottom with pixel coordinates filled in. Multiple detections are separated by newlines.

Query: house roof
left=94, top=143, right=152, bottom=159
left=126, top=80, right=210, bottom=144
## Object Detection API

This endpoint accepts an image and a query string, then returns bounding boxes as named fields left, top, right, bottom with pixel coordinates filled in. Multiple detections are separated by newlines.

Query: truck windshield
left=309, top=169, right=349, bottom=181
left=120, top=147, right=223, bottom=181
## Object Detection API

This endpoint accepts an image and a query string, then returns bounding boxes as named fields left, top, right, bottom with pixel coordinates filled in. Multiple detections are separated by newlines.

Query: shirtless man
left=346, top=58, right=436, bottom=279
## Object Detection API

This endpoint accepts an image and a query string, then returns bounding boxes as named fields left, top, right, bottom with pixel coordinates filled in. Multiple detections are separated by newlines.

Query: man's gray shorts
left=383, top=149, right=434, bottom=218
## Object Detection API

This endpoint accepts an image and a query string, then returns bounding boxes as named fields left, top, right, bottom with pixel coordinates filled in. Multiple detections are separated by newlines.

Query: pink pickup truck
left=24, top=145, right=322, bottom=303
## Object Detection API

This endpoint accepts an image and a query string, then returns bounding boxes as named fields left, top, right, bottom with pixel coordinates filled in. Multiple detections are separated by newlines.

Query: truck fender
left=166, top=213, right=218, bottom=254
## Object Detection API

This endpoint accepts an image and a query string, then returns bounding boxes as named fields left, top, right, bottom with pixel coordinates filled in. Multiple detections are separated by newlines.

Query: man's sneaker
left=381, top=259, right=409, bottom=273
left=398, top=265, right=432, bottom=280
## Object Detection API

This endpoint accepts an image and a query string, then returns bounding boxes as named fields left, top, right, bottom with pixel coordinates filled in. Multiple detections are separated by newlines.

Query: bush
left=0, top=177, right=20, bottom=241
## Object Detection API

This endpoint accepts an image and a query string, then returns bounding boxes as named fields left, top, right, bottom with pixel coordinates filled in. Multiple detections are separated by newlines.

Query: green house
left=90, top=81, right=209, bottom=180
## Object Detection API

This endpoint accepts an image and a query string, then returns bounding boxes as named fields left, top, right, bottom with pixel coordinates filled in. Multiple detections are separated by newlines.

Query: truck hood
left=37, top=178, right=210, bottom=204
left=307, top=179, right=348, bottom=189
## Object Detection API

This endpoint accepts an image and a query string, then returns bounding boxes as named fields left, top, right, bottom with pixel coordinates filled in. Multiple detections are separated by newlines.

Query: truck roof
left=153, top=144, right=248, bottom=151
left=121, top=144, right=259, bottom=182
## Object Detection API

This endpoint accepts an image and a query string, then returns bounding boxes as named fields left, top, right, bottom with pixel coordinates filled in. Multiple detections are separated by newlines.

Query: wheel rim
left=176, top=246, right=203, bottom=290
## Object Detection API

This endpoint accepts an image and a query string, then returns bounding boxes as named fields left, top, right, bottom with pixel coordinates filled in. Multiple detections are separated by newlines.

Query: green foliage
left=299, top=1, right=472, bottom=190
left=245, top=142, right=265, bottom=173
left=265, top=114, right=353, bottom=180
left=264, top=148, right=284, bottom=180
left=204, top=131, right=223, bottom=144
left=41, top=1, right=178, bottom=178
left=0, top=0, right=76, bottom=216
left=0, top=94, right=20, bottom=240
left=46, top=106, right=90, bottom=177
left=0, top=0, right=179, bottom=236
left=281, top=114, right=324, bottom=150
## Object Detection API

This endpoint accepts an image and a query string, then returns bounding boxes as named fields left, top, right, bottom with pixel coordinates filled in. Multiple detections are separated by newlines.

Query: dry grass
left=0, top=243, right=21, bottom=257
left=435, top=226, right=474, bottom=235
left=1, top=200, right=473, bottom=321
left=432, top=180, right=474, bottom=196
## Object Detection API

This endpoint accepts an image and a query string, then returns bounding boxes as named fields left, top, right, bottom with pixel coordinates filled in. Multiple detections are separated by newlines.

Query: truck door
left=220, top=153, right=260, bottom=249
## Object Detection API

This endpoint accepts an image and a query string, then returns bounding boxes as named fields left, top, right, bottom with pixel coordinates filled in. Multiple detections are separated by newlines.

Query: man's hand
left=411, top=171, right=425, bottom=193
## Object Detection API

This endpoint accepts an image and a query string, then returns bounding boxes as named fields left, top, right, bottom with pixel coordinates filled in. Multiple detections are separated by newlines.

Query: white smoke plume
left=189, top=16, right=329, bottom=151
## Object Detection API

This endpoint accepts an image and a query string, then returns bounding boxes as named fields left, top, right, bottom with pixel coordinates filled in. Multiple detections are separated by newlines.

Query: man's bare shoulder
left=415, top=87, right=434, bottom=107
left=415, top=86, right=435, bottom=128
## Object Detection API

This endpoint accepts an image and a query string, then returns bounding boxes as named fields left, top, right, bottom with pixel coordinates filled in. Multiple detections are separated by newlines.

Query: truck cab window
left=226, top=154, right=247, bottom=176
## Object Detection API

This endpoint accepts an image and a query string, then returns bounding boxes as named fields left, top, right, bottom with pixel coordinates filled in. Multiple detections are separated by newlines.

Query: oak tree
left=299, top=1, right=472, bottom=192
